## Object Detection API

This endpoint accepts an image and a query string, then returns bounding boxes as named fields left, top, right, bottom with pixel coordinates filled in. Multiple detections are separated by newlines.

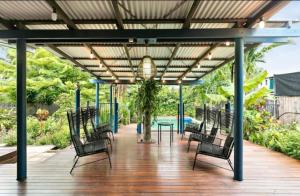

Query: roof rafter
left=45, top=0, right=120, bottom=80
left=160, top=44, right=180, bottom=80
left=85, top=44, right=118, bottom=79
left=123, top=44, right=136, bottom=78
left=182, top=0, right=201, bottom=29
left=178, top=44, right=219, bottom=80
left=45, top=0, right=77, bottom=30
left=111, top=0, right=124, bottom=29
left=245, top=1, right=290, bottom=28
left=48, top=45, right=98, bottom=77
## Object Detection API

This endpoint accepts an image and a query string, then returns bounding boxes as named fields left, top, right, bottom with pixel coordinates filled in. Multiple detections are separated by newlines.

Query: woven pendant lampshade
left=137, top=56, right=157, bottom=80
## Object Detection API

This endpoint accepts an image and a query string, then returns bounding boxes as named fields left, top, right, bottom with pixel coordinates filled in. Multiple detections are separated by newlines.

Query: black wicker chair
left=181, top=122, right=204, bottom=140
left=88, top=107, right=115, bottom=141
left=67, top=110, right=112, bottom=174
left=193, top=134, right=234, bottom=171
left=187, top=127, right=219, bottom=152
left=81, top=107, right=113, bottom=151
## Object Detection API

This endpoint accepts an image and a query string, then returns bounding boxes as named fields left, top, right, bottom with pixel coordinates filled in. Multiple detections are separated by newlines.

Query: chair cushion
left=190, top=133, right=203, bottom=142
left=83, top=140, right=107, bottom=154
left=198, top=142, right=223, bottom=157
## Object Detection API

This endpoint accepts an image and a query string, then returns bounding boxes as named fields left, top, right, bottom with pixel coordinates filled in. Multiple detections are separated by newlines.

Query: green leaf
left=244, top=70, right=268, bottom=93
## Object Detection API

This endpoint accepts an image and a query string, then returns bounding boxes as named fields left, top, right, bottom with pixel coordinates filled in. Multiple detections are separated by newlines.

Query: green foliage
left=246, top=109, right=300, bottom=160
left=135, top=80, right=162, bottom=121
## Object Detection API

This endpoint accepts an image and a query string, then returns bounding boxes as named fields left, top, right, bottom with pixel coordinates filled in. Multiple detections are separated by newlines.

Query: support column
left=16, top=39, right=27, bottom=181
left=75, top=82, right=80, bottom=136
left=114, top=96, right=118, bottom=133
left=95, top=83, right=100, bottom=127
left=109, top=85, right=113, bottom=130
left=234, top=38, right=244, bottom=181
left=179, top=84, right=184, bottom=134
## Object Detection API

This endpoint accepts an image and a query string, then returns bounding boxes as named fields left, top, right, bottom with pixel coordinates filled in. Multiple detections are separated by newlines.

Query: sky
left=257, top=1, right=300, bottom=76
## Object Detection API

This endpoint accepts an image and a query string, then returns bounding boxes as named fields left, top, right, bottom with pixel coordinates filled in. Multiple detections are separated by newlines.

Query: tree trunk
left=144, top=110, right=151, bottom=142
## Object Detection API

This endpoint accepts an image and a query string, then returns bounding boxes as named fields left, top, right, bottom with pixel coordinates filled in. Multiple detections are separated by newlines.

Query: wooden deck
left=1, top=124, right=300, bottom=195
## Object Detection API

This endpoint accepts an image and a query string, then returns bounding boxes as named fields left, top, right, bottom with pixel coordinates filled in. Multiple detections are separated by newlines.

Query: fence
left=277, top=96, right=300, bottom=124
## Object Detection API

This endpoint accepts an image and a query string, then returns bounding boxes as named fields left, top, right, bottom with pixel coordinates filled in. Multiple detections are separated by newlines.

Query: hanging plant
left=135, top=79, right=161, bottom=142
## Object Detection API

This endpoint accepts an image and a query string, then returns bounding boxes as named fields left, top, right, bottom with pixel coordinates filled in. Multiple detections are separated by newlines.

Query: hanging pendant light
left=137, top=41, right=157, bottom=80
left=137, top=56, right=157, bottom=80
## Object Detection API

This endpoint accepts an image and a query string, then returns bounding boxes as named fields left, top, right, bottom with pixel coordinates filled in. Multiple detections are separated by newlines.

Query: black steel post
left=16, top=39, right=27, bottom=181
left=234, top=38, right=244, bottom=181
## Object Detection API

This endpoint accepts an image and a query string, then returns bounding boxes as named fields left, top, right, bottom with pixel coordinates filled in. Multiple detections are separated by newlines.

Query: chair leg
left=193, top=153, right=198, bottom=170
left=111, top=131, right=114, bottom=141
left=227, top=159, right=234, bottom=171
left=106, top=151, right=112, bottom=169
left=187, top=139, right=191, bottom=152
left=70, top=156, right=79, bottom=174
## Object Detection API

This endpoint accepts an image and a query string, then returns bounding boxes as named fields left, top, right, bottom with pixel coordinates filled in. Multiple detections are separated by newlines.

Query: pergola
left=0, top=0, right=299, bottom=182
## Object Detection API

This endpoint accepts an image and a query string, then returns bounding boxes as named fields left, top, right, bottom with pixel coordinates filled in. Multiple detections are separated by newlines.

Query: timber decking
left=0, top=124, right=300, bottom=195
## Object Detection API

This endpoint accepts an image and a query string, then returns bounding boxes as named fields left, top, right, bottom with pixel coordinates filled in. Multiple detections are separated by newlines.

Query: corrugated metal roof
left=124, top=23, right=182, bottom=29
left=119, top=0, right=191, bottom=19
left=213, top=47, right=235, bottom=58
left=57, top=46, right=90, bottom=58
left=26, top=24, right=68, bottom=30
left=193, top=1, right=269, bottom=19
left=56, top=0, right=115, bottom=19
left=191, top=23, right=235, bottom=29
left=77, top=24, right=117, bottom=30
left=93, top=47, right=126, bottom=58
left=129, top=47, right=173, bottom=58
left=0, top=1, right=51, bottom=20
left=176, top=47, right=210, bottom=58
left=0, top=0, right=287, bottom=83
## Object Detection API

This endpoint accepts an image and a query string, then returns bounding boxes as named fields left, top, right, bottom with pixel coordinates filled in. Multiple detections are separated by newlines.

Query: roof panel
left=93, top=46, right=126, bottom=58
left=124, top=23, right=182, bottom=29
left=129, top=47, right=173, bottom=58
left=170, top=60, right=194, bottom=66
left=191, top=23, right=235, bottom=29
left=0, top=1, right=51, bottom=20
left=213, top=47, right=235, bottom=58
left=77, top=24, right=117, bottom=30
left=119, top=0, right=191, bottom=19
left=26, top=24, right=68, bottom=30
left=57, top=46, right=90, bottom=58
left=56, top=0, right=115, bottom=19
left=193, top=0, right=269, bottom=19
left=176, top=46, right=210, bottom=58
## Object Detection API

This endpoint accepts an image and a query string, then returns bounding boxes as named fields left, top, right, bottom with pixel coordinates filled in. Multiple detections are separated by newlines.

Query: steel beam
left=109, top=85, right=113, bottom=131
left=234, top=38, right=244, bottom=181
left=75, top=82, right=80, bottom=135
left=179, top=84, right=184, bottom=134
left=95, top=83, right=100, bottom=127
left=1, top=28, right=300, bottom=41
left=16, top=39, right=27, bottom=181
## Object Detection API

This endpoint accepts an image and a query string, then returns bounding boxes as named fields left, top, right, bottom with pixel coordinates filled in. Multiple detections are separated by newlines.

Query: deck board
left=1, top=124, right=300, bottom=195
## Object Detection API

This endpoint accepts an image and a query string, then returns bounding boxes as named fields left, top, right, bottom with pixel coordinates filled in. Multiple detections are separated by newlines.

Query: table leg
left=170, top=126, right=171, bottom=147
left=160, top=126, right=162, bottom=142
left=172, top=125, right=174, bottom=142
left=158, top=125, right=159, bottom=144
